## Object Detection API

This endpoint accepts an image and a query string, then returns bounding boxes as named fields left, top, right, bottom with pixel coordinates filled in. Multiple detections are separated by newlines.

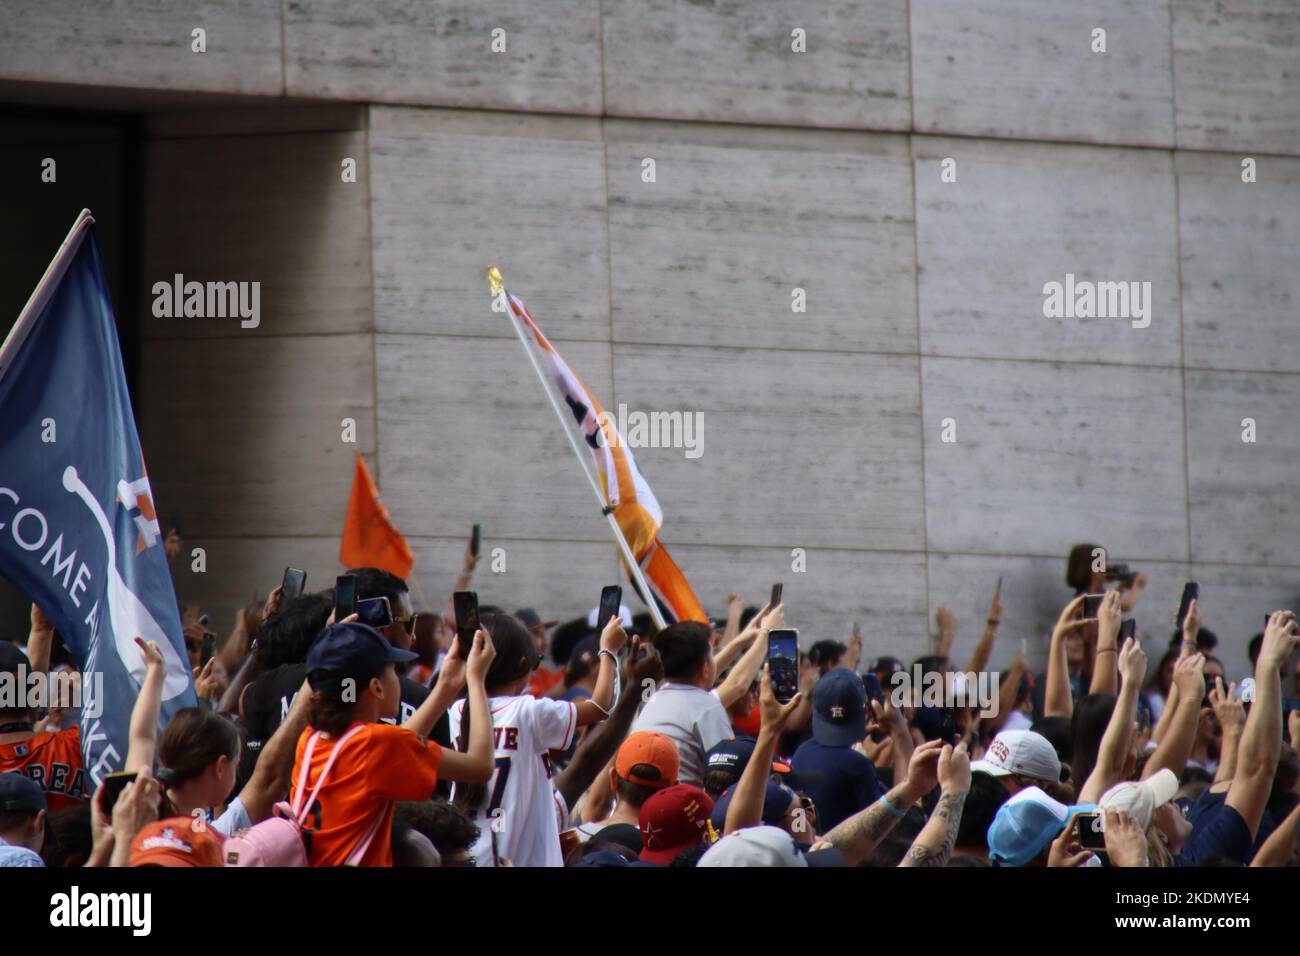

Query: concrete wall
left=2, top=1, right=1298, bottom=677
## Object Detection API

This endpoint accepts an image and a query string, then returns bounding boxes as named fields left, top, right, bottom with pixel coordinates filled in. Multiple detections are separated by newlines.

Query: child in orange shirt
left=290, top=621, right=494, bottom=866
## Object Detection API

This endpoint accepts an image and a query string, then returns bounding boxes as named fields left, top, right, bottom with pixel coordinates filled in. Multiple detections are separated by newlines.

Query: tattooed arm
left=824, top=740, right=945, bottom=867
left=900, top=742, right=970, bottom=868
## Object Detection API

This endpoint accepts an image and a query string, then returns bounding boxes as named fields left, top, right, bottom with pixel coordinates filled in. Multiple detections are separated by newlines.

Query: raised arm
left=724, top=664, right=801, bottom=835
left=1088, top=591, right=1122, bottom=696
left=435, top=629, right=496, bottom=784
left=1208, top=678, right=1244, bottom=787
left=555, top=640, right=663, bottom=810
left=1141, top=652, right=1205, bottom=782
left=899, top=742, right=970, bottom=867
left=1250, top=801, right=1300, bottom=867
left=1045, top=595, right=1086, bottom=718
left=26, top=603, right=54, bottom=677
left=935, top=607, right=956, bottom=660
left=964, top=588, right=1002, bottom=675
left=404, top=637, right=467, bottom=738
left=711, top=601, right=767, bottom=675
left=1079, top=634, right=1145, bottom=803
left=985, top=653, right=1027, bottom=736
left=573, top=617, right=631, bottom=727
left=1226, top=611, right=1299, bottom=839
left=237, top=678, right=311, bottom=823
left=823, top=739, right=944, bottom=867
left=714, top=603, right=781, bottom=711
left=124, top=639, right=167, bottom=774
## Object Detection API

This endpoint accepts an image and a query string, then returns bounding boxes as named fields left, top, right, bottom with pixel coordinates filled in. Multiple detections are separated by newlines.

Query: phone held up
left=453, top=591, right=480, bottom=658
left=598, top=585, right=623, bottom=631
left=767, top=628, right=799, bottom=704
left=282, top=566, right=307, bottom=599
left=334, top=574, right=358, bottom=621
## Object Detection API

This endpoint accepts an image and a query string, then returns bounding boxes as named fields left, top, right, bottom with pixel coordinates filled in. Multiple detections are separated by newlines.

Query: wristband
left=881, top=795, right=907, bottom=818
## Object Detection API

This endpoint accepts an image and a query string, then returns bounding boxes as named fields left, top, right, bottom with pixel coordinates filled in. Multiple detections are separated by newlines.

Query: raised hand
left=1261, top=611, right=1300, bottom=670
left=1102, top=808, right=1148, bottom=867
left=134, top=636, right=165, bottom=672
left=1051, top=594, right=1089, bottom=644
left=466, top=628, right=497, bottom=684
left=1208, top=677, right=1245, bottom=736
left=938, top=741, right=971, bottom=794
left=903, top=739, right=945, bottom=799
left=758, top=663, right=802, bottom=735
left=598, top=614, right=630, bottom=654
left=1117, top=634, right=1147, bottom=688
left=1097, top=590, right=1122, bottom=644
left=1171, top=652, right=1206, bottom=701
left=1047, top=825, right=1094, bottom=867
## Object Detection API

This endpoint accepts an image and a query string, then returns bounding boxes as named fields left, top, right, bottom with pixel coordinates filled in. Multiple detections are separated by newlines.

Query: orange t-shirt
left=290, top=721, right=443, bottom=867
left=0, top=725, right=86, bottom=814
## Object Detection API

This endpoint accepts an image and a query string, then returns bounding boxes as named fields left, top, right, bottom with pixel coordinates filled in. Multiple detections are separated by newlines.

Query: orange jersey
left=290, top=721, right=443, bottom=867
left=0, top=725, right=86, bottom=814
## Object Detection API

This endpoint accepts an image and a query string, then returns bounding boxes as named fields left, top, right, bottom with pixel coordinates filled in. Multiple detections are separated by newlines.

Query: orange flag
left=340, top=453, right=413, bottom=578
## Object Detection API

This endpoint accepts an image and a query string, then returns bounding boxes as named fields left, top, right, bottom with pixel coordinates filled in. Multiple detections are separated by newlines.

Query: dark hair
left=669, top=843, right=710, bottom=867
left=653, top=621, right=713, bottom=681
left=912, top=655, right=948, bottom=680
left=615, top=769, right=662, bottom=811
left=1031, top=716, right=1074, bottom=766
left=959, top=772, right=1010, bottom=851
left=0, top=808, right=40, bottom=833
left=157, top=708, right=241, bottom=815
left=808, top=640, right=847, bottom=672
left=1070, top=694, right=1116, bottom=789
left=395, top=799, right=480, bottom=856
left=43, top=805, right=92, bottom=868
left=1066, top=543, right=1101, bottom=593
left=1249, top=633, right=1264, bottom=666
left=344, top=567, right=408, bottom=605
left=1145, top=648, right=1179, bottom=696
left=704, top=769, right=739, bottom=801
left=253, top=590, right=333, bottom=669
left=454, top=613, right=539, bottom=814
left=306, top=686, right=361, bottom=737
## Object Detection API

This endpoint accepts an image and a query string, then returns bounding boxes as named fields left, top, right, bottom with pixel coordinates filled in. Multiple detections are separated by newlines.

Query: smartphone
left=1075, top=812, right=1107, bottom=851
left=201, top=632, right=216, bottom=666
left=471, top=523, right=482, bottom=558
left=1176, top=582, right=1199, bottom=629
left=861, top=672, right=884, bottom=706
left=334, top=574, right=358, bottom=621
left=453, top=591, right=480, bottom=658
left=357, top=596, right=393, bottom=629
left=936, top=708, right=958, bottom=744
left=1081, top=594, right=1105, bottom=620
left=1119, top=619, right=1136, bottom=642
left=598, top=585, right=623, bottom=631
left=99, top=771, right=138, bottom=814
left=767, top=628, right=799, bottom=703
left=282, top=566, right=306, bottom=599
left=770, top=582, right=783, bottom=609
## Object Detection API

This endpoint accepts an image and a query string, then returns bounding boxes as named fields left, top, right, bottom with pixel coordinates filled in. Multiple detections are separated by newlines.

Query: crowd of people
left=2, top=539, right=1299, bottom=869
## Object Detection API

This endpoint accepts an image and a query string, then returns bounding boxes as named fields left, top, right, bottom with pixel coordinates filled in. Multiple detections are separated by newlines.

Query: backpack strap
left=342, top=800, right=390, bottom=867
left=289, top=731, right=323, bottom=819
left=293, top=724, right=367, bottom=826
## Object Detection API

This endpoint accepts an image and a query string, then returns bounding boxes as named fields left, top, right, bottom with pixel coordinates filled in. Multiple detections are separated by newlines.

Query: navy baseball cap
left=812, top=667, right=868, bottom=746
left=305, top=622, right=418, bottom=691
left=704, top=736, right=798, bottom=784
left=0, top=772, right=46, bottom=814
left=0, top=640, right=29, bottom=678
left=709, top=780, right=798, bottom=831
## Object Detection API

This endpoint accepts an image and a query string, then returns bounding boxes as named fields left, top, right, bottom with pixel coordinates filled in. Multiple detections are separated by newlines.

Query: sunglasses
left=393, top=612, right=422, bottom=631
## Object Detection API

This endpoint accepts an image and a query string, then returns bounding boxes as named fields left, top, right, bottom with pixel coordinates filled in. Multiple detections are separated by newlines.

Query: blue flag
left=0, top=211, right=194, bottom=791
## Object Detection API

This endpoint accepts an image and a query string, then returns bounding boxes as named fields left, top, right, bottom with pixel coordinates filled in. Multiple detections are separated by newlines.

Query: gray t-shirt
left=631, top=682, right=733, bottom=787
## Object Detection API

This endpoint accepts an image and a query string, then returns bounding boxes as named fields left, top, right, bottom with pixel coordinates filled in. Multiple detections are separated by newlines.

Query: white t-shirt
left=631, top=682, right=733, bottom=787
left=1001, top=709, right=1033, bottom=733
left=212, top=795, right=253, bottom=837
left=449, top=694, right=578, bottom=868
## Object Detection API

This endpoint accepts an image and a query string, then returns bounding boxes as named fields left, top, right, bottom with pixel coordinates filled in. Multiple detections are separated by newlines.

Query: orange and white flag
left=507, top=292, right=706, bottom=624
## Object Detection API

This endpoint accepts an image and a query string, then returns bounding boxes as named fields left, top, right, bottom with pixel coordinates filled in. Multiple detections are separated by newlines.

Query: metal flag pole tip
left=486, top=266, right=504, bottom=295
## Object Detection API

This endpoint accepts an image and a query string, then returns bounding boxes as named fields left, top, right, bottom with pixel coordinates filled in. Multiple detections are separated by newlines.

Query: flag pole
left=489, top=267, right=667, bottom=630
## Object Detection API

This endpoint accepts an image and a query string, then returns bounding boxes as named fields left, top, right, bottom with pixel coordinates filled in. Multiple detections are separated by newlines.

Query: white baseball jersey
left=449, top=694, right=578, bottom=868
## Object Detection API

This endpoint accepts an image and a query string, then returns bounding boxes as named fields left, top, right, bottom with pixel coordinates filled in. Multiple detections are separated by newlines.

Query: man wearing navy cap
left=0, top=772, right=47, bottom=867
left=790, top=668, right=884, bottom=830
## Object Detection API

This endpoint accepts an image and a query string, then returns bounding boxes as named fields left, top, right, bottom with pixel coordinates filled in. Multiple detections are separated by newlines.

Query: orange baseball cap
left=615, top=731, right=680, bottom=790
left=129, top=817, right=223, bottom=867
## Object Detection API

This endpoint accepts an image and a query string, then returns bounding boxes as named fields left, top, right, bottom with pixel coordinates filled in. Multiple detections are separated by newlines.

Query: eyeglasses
left=394, top=612, right=422, bottom=631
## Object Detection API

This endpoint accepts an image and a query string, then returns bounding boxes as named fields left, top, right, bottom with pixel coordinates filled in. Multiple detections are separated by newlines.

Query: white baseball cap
left=971, top=730, right=1061, bottom=783
left=697, top=826, right=808, bottom=868
left=1099, top=768, right=1179, bottom=830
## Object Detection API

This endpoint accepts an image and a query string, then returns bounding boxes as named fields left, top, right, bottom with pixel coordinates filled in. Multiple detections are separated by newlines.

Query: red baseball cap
left=128, top=817, right=223, bottom=867
left=638, top=784, right=714, bottom=865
